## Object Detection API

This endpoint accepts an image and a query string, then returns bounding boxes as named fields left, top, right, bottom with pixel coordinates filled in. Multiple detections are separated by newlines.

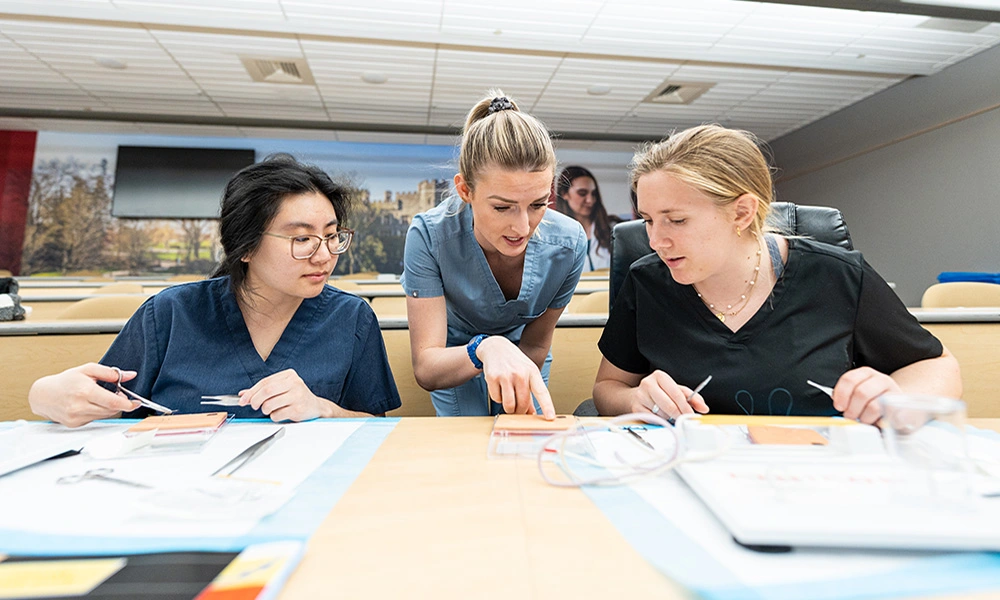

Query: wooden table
left=281, top=417, right=679, bottom=599
left=278, top=417, right=1000, bottom=600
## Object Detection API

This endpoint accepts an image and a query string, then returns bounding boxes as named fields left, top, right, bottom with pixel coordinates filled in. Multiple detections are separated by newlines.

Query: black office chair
left=609, top=202, right=854, bottom=308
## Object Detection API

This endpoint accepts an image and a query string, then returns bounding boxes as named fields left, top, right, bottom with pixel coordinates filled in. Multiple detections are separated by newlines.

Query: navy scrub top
left=101, top=277, right=401, bottom=417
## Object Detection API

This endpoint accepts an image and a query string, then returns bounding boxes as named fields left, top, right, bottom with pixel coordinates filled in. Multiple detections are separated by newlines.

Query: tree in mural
left=21, top=158, right=219, bottom=276
left=179, top=219, right=205, bottom=263
left=339, top=194, right=381, bottom=275
left=108, top=220, right=154, bottom=274
left=22, top=159, right=113, bottom=275
left=175, top=219, right=217, bottom=274
left=332, top=172, right=410, bottom=275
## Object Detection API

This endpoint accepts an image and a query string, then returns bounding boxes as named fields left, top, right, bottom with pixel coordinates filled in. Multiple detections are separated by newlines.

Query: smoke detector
left=362, top=71, right=388, bottom=84
left=95, top=56, right=127, bottom=70
left=240, top=56, right=315, bottom=85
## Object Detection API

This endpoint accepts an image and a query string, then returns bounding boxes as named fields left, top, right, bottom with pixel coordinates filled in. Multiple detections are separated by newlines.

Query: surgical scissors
left=111, top=366, right=174, bottom=414
left=57, top=467, right=152, bottom=489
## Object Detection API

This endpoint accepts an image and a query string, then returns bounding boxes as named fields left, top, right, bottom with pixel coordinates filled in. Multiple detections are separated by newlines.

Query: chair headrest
left=609, top=202, right=853, bottom=306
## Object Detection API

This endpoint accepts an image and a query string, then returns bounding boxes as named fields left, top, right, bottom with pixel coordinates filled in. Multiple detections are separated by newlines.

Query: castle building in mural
left=370, top=179, right=450, bottom=223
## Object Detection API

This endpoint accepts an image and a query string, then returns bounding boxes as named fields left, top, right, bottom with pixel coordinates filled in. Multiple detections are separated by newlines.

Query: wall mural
left=21, top=132, right=458, bottom=277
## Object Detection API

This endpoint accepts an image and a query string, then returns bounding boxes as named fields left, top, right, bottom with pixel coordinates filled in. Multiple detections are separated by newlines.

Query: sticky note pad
left=0, top=558, right=125, bottom=598
left=748, top=425, right=829, bottom=446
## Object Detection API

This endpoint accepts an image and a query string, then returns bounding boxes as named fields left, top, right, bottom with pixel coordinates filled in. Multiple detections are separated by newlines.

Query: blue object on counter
left=937, top=272, right=1000, bottom=284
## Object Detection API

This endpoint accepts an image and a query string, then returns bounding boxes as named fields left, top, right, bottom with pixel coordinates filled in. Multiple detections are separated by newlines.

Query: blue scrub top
left=401, top=197, right=587, bottom=416
left=401, top=197, right=587, bottom=347
left=101, top=277, right=401, bottom=417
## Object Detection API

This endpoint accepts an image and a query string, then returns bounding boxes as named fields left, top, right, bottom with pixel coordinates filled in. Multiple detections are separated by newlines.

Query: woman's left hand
left=832, top=367, right=902, bottom=424
left=239, top=369, right=340, bottom=422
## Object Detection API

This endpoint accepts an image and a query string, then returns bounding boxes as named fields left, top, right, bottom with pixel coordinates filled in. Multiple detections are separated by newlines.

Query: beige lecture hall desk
left=276, top=417, right=1000, bottom=600
left=1, top=302, right=999, bottom=598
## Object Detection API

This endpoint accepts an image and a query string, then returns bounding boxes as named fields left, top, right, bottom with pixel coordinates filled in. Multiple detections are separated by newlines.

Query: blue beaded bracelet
left=466, top=334, right=488, bottom=370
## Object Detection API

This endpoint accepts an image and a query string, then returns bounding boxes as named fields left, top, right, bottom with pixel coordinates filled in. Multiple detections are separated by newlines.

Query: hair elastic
left=487, top=96, right=515, bottom=115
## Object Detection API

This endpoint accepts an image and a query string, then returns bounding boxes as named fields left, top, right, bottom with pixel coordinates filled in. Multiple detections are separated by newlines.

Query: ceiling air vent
left=240, top=56, right=315, bottom=85
left=643, top=81, right=714, bottom=105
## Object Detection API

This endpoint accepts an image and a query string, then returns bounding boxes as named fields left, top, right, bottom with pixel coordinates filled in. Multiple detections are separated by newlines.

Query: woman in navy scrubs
left=29, top=155, right=400, bottom=427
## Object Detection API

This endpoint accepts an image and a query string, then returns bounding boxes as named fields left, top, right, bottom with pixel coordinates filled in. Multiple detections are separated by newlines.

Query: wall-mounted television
left=112, top=146, right=256, bottom=218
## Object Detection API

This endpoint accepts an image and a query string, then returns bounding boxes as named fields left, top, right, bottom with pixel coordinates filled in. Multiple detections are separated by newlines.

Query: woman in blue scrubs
left=401, top=91, right=588, bottom=418
left=29, top=155, right=401, bottom=427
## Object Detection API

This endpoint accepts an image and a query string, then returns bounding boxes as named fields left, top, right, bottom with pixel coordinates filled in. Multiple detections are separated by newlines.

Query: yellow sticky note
left=198, top=541, right=302, bottom=597
left=0, top=558, right=125, bottom=598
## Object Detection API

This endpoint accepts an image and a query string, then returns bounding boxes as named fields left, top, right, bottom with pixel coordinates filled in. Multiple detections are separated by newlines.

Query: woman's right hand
left=28, top=363, right=140, bottom=428
left=631, top=370, right=709, bottom=420
left=477, top=336, right=556, bottom=419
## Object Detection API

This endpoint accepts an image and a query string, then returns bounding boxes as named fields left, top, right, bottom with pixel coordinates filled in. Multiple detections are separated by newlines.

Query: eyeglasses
left=263, top=229, right=354, bottom=260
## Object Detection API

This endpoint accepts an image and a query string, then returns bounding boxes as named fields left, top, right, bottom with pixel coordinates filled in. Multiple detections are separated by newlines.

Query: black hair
left=211, top=153, right=354, bottom=306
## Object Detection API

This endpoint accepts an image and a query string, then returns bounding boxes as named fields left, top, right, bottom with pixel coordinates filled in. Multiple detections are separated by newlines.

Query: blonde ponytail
left=459, top=89, right=556, bottom=191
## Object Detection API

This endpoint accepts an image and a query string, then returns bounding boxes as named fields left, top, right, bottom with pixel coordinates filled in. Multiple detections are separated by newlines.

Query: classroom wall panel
left=770, top=44, right=1000, bottom=306
left=0, top=130, right=37, bottom=275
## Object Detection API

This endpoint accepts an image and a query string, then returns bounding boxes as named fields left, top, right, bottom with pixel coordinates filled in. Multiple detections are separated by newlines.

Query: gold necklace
left=694, top=241, right=763, bottom=323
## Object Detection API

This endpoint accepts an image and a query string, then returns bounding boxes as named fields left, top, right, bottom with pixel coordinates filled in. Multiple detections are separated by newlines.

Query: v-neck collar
left=219, top=283, right=325, bottom=382
left=684, top=236, right=795, bottom=344
left=467, top=215, right=538, bottom=307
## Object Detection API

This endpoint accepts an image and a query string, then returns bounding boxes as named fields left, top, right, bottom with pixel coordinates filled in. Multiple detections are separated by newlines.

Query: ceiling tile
left=0, top=1, right=997, bottom=142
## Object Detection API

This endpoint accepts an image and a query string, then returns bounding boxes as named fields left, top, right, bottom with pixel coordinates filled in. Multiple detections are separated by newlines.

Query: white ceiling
left=0, top=0, right=998, bottom=146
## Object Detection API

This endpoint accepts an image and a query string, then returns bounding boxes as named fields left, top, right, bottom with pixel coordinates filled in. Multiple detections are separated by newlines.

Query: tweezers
left=212, top=427, right=285, bottom=477
left=201, top=395, right=242, bottom=407
left=807, top=380, right=835, bottom=398
left=111, top=367, right=174, bottom=415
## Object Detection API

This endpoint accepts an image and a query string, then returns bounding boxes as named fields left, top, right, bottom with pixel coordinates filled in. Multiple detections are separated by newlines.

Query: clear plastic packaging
left=123, top=413, right=234, bottom=456
left=487, top=414, right=580, bottom=458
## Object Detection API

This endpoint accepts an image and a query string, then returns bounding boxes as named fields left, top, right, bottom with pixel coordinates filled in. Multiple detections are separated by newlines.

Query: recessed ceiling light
left=361, top=71, right=388, bottom=84
left=95, top=56, right=126, bottom=70
left=587, top=85, right=612, bottom=96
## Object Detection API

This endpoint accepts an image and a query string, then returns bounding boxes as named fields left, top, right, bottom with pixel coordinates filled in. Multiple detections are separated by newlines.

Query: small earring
left=736, top=227, right=742, bottom=238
